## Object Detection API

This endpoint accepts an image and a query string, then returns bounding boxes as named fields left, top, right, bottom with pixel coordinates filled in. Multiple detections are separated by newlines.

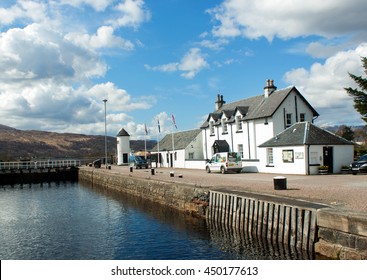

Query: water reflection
left=207, top=221, right=313, bottom=260
left=0, top=182, right=314, bottom=260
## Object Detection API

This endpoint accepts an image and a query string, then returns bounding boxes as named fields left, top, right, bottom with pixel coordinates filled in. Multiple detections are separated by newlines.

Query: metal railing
left=0, top=160, right=81, bottom=170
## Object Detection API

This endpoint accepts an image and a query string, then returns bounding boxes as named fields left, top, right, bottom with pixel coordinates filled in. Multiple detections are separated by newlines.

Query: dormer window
left=209, top=121, right=215, bottom=136
left=236, top=116, right=242, bottom=131
left=222, top=118, right=228, bottom=134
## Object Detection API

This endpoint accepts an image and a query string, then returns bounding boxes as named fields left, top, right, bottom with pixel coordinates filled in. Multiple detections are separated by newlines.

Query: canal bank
left=78, top=166, right=367, bottom=260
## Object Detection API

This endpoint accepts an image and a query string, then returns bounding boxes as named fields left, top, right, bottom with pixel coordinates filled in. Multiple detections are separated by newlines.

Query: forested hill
left=0, top=124, right=156, bottom=161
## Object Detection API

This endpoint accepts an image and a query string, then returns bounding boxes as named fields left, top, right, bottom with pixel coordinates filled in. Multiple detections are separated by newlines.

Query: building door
left=123, top=153, right=128, bottom=164
left=323, top=146, right=333, bottom=173
left=170, top=153, right=173, bottom=167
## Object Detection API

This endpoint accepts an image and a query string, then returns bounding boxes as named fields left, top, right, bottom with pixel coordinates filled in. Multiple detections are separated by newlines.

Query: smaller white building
left=258, top=122, right=354, bottom=175
left=151, top=129, right=204, bottom=169
left=116, top=128, right=130, bottom=165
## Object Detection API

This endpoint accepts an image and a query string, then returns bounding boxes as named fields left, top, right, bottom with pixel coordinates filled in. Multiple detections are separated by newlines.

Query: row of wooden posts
left=207, top=190, right=318, bottom=254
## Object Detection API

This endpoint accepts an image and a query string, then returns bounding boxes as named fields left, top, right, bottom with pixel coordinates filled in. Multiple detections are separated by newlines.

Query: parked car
left=350, top=154, right=367, bottom=175
left=206, top=152, right=242, bottom=174
left=93, top=159, right=102, bottom=168
left=134, top=156, right=149, bottom=169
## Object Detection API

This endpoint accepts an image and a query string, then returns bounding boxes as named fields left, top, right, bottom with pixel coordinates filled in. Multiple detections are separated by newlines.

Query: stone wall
left=315, top=208, right=367, bottom=259
left=78, top=168, right=209, bottom=217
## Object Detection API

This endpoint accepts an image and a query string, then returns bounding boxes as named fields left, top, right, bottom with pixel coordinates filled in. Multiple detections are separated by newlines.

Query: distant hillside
left=0, top=124, right=156, bottom=161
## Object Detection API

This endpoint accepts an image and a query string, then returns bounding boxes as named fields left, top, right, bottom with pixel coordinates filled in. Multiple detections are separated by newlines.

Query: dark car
left=134, top=156, right=149, bottom=169
left=350, top=154, right=367, bottom=175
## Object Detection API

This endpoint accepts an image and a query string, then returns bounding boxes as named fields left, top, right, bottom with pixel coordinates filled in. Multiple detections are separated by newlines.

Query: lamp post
left=103, top=99, right=108, bottom=169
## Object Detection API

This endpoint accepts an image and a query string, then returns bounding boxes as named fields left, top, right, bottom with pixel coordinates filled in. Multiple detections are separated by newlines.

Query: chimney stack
left=215, top=94, right=225, bottom=110
left=264, top=79, right=277, bottom=98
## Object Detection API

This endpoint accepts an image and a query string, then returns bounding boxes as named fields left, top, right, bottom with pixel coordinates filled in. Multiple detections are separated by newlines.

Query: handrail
left=0, top=160, right=81, bottom=170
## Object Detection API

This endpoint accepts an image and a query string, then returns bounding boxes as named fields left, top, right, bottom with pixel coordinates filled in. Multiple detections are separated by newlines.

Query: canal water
left=0, top=181, right=312, bottom=260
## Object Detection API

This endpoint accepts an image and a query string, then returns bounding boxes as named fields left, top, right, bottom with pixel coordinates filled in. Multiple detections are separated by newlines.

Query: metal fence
left=0, top=160, right=81, bottom=170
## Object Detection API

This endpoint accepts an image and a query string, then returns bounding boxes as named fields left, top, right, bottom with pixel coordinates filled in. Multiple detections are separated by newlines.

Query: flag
left=157, top=120, right=161, bottom=133
left=171, top=114, right=177, bottom=129
left=144, top=123, right=148, bottom=135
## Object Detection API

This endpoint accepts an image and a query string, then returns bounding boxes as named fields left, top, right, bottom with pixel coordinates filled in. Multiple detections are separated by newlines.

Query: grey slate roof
left=151, top=129, right=201, bottom=152
left=117, top=128, right=130, bottom=137
left=201, top=86, right=319, bottom=128
left=259, top=122, right=354, bottom=147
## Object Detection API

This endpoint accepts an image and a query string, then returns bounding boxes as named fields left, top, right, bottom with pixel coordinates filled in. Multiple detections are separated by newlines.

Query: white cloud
left=0, top=0, right=49, bottom=25
left=284, top=43, right=367, bottom=126
left=0, top=23, right=107, bottom=83
left=145, top=48, right=209, bottom=79
left=0, top=22, right=154, bottom=134
left=59, top=0, right=113, bottom=12
left=65, top=26, right=134, bottom=50
left=86, top=82, right=155, bottom=112
left=179, top=48, right=209, bottom=79
left=110, top=0, right=151, bottom=29
left=208, top=0, right=367, bottom=41
left=0, top=1, right=154, bottom=134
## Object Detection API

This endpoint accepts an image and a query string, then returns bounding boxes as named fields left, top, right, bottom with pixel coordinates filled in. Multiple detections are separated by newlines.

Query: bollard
left=273, top=176, right=287, bottom=190
left=130, top=166, right=133, bottom=172
left=170, top=171, right=174, bottom=177
left=151, top=168, right=155, bottom=175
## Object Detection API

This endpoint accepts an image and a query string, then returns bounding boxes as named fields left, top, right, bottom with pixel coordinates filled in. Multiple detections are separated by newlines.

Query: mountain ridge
left=0, top=124, right=156, bottom=161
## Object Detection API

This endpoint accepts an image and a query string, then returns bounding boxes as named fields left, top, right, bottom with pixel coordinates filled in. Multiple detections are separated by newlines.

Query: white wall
left=117, top=136, right=130, bottom=165
left=258, top=146, right=308, bottom=175
left=185, top=131, right=204, bottom=160
left=257, top=144, right=354, bottom=175
left=272, top=89, right=315, bottom=133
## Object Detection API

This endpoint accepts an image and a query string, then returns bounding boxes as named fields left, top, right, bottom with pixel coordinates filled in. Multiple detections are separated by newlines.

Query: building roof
left=116, top=128, right=130, bottom=137
left=213, top=140, right=230, bottom=152
left=201, top=86, right=319, bottom=128
left=151, top=129, right=201, bottom=152
left=259, top=122, right=354, bottom=147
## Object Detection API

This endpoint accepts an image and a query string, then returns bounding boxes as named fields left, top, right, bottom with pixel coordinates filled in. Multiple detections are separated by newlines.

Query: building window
left=264, top=117, right=268, bottom=125
left=286, top=113, right=292, bottom=128
left=267, top=148, right=274, bottom=166
left=188, top=152, right=194, bottom=159
left=222, top=119, right=228, bottom=134
left=236, top=116, right=242, bottom=131
left=209, top=121, right=215, bottom=136
left=174, top=152, right=177, bottom=161
left=282, top=149, right=294, bottom=163
left=310, top=152, right=318, bottom=164
left=300, top=113, right=305, bottom=122
left=238, top=144, right=243, bottom=158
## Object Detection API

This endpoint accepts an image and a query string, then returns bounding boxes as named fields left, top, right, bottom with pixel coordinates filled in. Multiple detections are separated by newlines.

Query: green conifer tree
left=345, top=57, right=367, bottom=123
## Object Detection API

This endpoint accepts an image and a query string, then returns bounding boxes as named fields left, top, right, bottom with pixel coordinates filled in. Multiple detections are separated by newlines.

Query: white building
left=116, top=128, right=130, bottom=165
left=152, top=80, right=354, bottom=174
left=200, top=80, right=319, bottom=172
left=258, top=122, right=354, bottom=175
left=151, top=129, right=204, bottom=169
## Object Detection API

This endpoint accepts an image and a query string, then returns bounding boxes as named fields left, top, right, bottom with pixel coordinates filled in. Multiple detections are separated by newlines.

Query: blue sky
left=1, top=0, right=367, bottom=139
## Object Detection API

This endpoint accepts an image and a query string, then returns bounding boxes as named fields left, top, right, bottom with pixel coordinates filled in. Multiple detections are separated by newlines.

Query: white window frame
left=267, top=148, right=274, bottom=166
left=209, top=121, right=215, bottom=135
left=222, top=118, right=228, bottom=133
left=236, top=116, right=242, bottom=131
left=238, top=144, right=244, bottom=158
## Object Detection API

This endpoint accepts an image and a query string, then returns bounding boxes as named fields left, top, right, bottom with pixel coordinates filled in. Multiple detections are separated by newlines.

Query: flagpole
left=144, top=123, right=147, bottom=161
left=157, top=121, right=160, bottom=168
left=171, top=123, right=175, bottom=170
left=171, top=114, right=176, bottom=170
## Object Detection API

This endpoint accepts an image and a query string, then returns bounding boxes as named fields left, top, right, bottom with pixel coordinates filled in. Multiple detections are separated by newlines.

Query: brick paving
left=89, top=165, right=367, bottom=212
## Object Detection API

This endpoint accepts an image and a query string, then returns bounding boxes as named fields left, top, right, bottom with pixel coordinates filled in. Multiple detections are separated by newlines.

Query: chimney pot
left=264, top=79, right=277, bottom=98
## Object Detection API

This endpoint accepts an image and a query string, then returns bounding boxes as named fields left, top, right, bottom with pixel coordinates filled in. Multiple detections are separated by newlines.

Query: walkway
left=86, top=165, right=367, bottom=212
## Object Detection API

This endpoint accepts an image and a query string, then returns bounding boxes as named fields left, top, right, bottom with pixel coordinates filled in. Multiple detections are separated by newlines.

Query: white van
left=205, top=152, right=242, bottom=174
